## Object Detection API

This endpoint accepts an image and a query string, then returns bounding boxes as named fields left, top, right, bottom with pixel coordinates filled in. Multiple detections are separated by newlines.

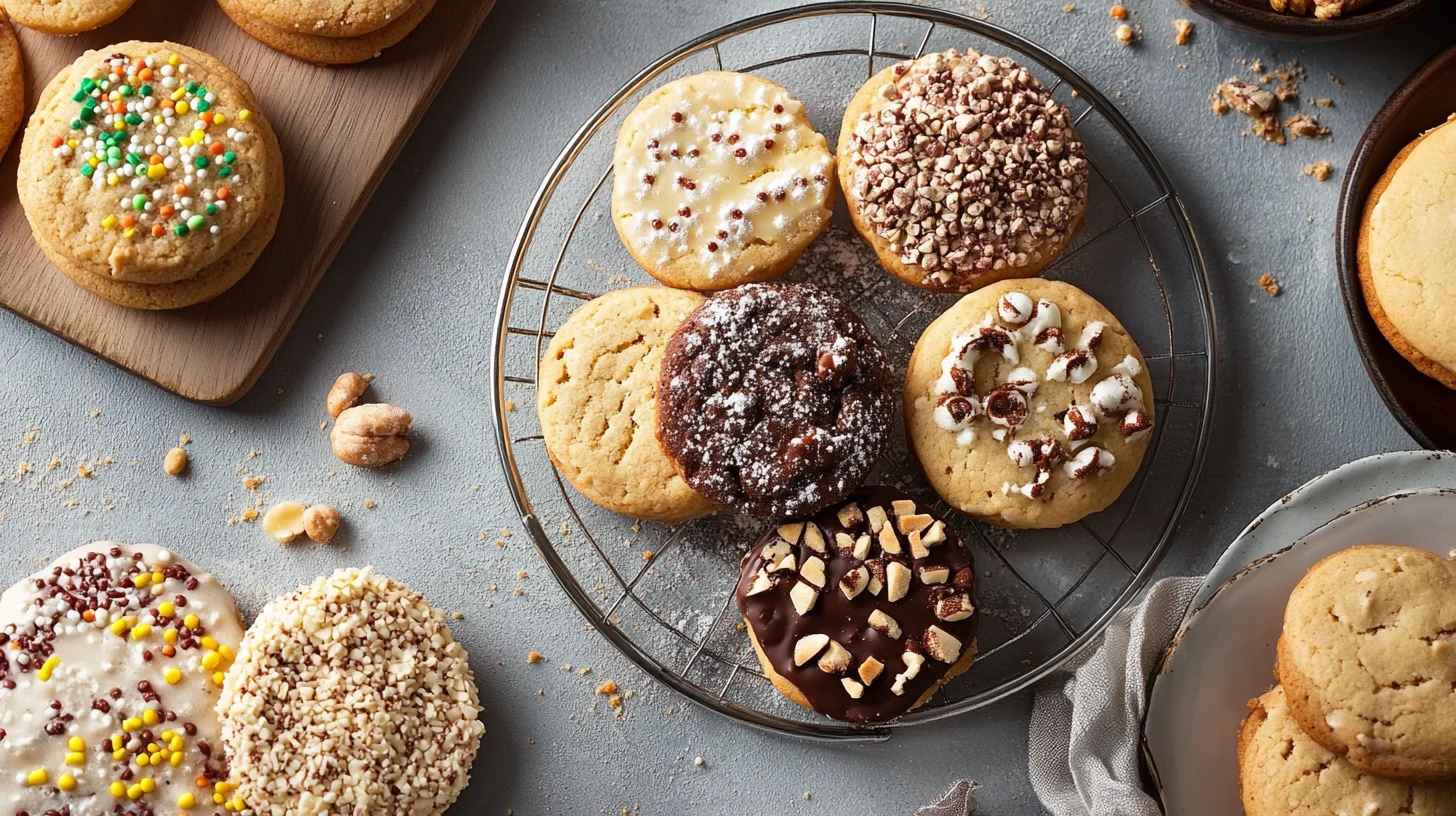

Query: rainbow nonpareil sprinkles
left=51, top=52, right=254, bottom=241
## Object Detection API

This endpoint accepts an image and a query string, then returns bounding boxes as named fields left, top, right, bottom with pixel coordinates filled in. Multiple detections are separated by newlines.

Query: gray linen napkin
left=1026, top=576, right=1202, bottom=816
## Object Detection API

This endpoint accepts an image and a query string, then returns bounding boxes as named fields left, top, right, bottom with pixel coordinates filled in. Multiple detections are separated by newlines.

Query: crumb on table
left=1303, top=161, right=1333, bottom=181
left=1259, top=273, right=1281, bottom=297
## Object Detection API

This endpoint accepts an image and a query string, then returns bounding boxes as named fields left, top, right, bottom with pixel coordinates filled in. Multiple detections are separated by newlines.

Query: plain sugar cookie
left=0, top=542, right=245, bottom=814
left=611, top=71, right=836, bottom=291
left=232, top=0, right=417, bottom=38
left=839, top=50, right=1088, bottom=293
left=1277, top=545, right=1456, bottom=782
left=905, top=278, right=1155, bottom=529
left=1239, top=686, right=1456, bottom=816
left=0, top=0, right=135, bottom=35
left=538, top=286, right=716, bottom=523
left=0, top=9, right=21, bottom=161
left=1358, top=115, right=1456, bottom=390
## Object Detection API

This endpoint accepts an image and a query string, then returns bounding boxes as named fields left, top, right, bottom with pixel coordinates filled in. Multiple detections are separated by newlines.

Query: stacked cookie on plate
left=1239, top=545, right=1456, bottom=815
left=537, top=49, right=1163, bottom=724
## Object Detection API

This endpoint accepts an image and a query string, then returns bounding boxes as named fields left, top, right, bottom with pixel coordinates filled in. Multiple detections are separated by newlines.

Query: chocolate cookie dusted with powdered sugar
left=736, top=488, right=979, bottom=723
left=656, top=283, right=892, bottom=518
left=838, top=49, right=1089, bottom=293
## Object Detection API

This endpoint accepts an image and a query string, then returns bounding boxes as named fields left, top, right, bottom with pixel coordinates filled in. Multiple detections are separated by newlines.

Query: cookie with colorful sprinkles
left=0, top=8, right=21, bottom=162
left=17, top=42, right=284, bottom=310
left=216, top=0, right=438, bottom=66
left=0, top=0, right=135, bottom=35
left=0, top=542, right=245, bottom=815
left=611, top=71, right=836, bottom=292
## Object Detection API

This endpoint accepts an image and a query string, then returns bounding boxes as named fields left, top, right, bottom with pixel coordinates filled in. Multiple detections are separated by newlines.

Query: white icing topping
left=1091, top=374, right=1144, bottom=415
left=1063, top=446, right=1115, bottom=479
left=1111, top=354, right=1141, bottom=377
left=997, top=292, right=1034, bottom=326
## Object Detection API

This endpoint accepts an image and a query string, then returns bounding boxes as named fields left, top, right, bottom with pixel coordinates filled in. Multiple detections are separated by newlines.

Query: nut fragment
left=1218, top=79, right=1276, bottom=116
left=777, top=523, right=805, bottom=545
left=163, top=447, right=188, bottom=476
left=331, top=404, right=412, bottom=468
left=799, top=556, right=827, bottom=589
left=326, top=372, right=372, bottom=418
left=839, top=566, right=870, bottom=600
left=790, top=581, right=818, bottom=616
left=818, top=641, right=852, bottom=674
left=878, top=523, right=903, bottom=555
left=836, top=503, right=864, bottom=528
left=920, top=522, right=946, bottom=547
left=858, top=657, right=885, bottom=685
left=867, top=609, right=902, bottom=639
left=802, top=523, right=827, bottom=554
left=866, top=505, right=889, bottom=533
left=890, top=499, right=917, bottom=517
left=897, top=513, right=934, bottom=536
left=1172, top=19, right=1193, bottom=45
left=934, top=593, right=976, bottom=622
left=923, top=625, right=964, bottom=663
left=918, top=565, right=951, bottom=585
left=886, top=562, right=912, bottom=603
left=263, top=501, right=308, bottom=543
left=1113, top=23, right=1137, bottom=45
left=303, top=504, right=341, bottom=543
left=793, top=634, right=830, bottom=666
left=841, top=677, right=865, bottom=699
left=746, top=569, right=773, bottom=596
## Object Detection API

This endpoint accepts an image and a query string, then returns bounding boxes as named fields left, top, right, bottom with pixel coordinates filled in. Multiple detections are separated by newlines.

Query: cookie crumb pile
left=218, top=568, right=485, bottom=816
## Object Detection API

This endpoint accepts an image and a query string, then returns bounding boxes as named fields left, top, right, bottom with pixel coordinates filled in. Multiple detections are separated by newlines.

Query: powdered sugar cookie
left=905, top=279, right=1154, bottom=529
left=839, top=50, right=1088, bottom=293
left=611, top=71, right=835, bottom=291
left=0, top=542, right=244, bottom=813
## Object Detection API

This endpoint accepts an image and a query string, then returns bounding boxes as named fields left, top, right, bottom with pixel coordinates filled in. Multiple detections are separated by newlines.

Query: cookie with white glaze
left=0, top=542, right=244, bottom=813
left=611, top=71, right=836, bottom=292
left=1239, top=686, right=1456, bottom=816
left=839, top=50, right=1088, bottom=294
left=538, top=286, right=716, bottom=523
left=1277, top=545, right=1456, bottom=782
left=905, top=278, right=1154, bottom=529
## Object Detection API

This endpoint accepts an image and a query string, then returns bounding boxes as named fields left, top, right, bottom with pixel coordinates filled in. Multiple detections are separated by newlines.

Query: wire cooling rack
left=490, top=2, right=1217, bottom=740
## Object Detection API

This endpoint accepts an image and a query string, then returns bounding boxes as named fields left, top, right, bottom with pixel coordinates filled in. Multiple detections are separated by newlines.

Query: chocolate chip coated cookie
left=656, top=283, right=892, bottom=519
left=737, top=488, right=978, bottom=723
left=1278, top=545, right=1456, bottom=782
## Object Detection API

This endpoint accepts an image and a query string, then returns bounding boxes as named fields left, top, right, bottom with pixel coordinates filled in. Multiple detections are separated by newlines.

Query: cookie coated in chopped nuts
left=838, top=50, right=1089, bottom=293
left=218, top=568, right=485, bottom=816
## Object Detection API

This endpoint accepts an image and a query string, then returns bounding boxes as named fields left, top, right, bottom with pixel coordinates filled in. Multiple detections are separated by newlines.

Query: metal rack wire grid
left=490, top=2, right=1217, bottom=740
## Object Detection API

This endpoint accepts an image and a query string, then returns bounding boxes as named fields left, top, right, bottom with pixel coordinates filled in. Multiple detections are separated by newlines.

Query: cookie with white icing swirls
left=904, top=278, right=1155, bottom=529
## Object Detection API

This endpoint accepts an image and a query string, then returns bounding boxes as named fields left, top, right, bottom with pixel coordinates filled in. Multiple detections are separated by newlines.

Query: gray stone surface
left=2, top=0, right=1454, bottom=813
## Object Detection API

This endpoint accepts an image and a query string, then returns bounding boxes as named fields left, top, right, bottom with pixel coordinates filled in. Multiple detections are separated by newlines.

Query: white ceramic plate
left=1142, top=450, right=1456, bottom=816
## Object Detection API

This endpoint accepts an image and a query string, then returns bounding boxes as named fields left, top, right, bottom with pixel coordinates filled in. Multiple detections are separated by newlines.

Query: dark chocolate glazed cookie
left=657, top=283, right=892, bottom=518
left=735, top=487, right=979, bottom=723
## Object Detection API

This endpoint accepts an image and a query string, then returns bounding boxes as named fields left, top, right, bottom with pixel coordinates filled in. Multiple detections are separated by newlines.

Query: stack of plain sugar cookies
left=216, top=0, right=438, bottom=65
left=1239, top=544, right=1456, bottom=815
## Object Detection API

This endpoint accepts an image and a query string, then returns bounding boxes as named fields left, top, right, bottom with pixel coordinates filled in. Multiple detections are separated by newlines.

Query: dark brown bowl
left=1178, top=0, right=1429, bottom=41
left=1336, top=44, right=1456, bottom=450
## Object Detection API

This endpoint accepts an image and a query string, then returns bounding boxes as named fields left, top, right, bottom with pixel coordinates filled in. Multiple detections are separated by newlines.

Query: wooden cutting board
left=0, top=0, right=495, bottom=404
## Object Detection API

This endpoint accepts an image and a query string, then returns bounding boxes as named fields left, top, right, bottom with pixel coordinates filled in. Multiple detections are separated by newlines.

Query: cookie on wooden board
left=1277, top=544, right=1456, bottom=782
left=610, top=71, right=835, bottom=292
left=905, top=278, right=1154, bottom=529
left=17, top=42, right=283, bottom=309
left=0, top=0, right=136, bottom=35
left=0, top=9, right=22, bottom=161
left=537, top=286, right=716, bottom=523
left=216, top=0, right=437, bottom=65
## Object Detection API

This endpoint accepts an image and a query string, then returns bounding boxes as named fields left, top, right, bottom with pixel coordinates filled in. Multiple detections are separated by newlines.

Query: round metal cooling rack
left=490, top=2, right=1217, bottom=740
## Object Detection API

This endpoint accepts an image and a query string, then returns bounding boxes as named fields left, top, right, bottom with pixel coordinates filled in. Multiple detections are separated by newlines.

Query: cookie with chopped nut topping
left=905, top=278, right=1154, bottom=529
left=1277, top=545, right=1456, bottom=782
left=737, top=487, right=979, bottom=723
left=839, top=50, right=1088, bottom=294
left=611, top=71, right=836, bottom=292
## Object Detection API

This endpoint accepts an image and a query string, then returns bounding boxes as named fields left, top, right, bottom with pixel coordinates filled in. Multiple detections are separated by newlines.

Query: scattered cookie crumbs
left=1218, top=79, right=1276, bottom=116
left=1109, top=4, right=1127, bottom=18
left=1113, top=23, right=1137, bottom=45
left=240, top=507, right=259, bottom=523
left=1173, top=19, right=1193, bottom=45
left=76, top=463, right=94, bottom=479
left=596, top=680, right=618, bottom=695
left=1251, top=115, right=1287, bottom=145
left=694, top=756, right=705, bottom=767
left=1258, top=273, right=1281, bottom=297
left=247, top=449, right=261, bottom=459
left=1303, top=161, right=1334, bottom=181
left=527, top=651, right=544, bottom=663
left=1285, top=114, right=1330, bottom=139
left=1317, top=97, right=1334, bottom=108
left=1063, top=2, right=1075, bottom=10
left=89, top=410, right=100, bottom=418
left=179, top=433, right=191, bottom=445
left=363, top=499, right=377, bottom=509
left=504, top=399, right=517, bottom=412
left=163, top=447, right=188, bottom=476
left=243, top=475, right=266, bottom=489
left=21, top=428, right=38, bottom=444
left=513, top=588, right=523, bottom=596
left=1211, top=94, right=1230, bottom=116
left=1329, top=73, right=1343, bottom=86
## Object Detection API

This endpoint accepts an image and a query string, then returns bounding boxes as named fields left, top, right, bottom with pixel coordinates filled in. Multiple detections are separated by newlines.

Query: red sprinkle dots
left=671, top=112, right=684, bottom=123
left=707, top=242, right=719, bottom=252
left=730, top=209, right=743, bottom=219
left=647, top=139, right=659, bottom=148
left=651, top=219, right=664, bottom=229
left=643, top=174, right=656, bottom=186
left=734, top=148, right=747, bottom=158
left=688, top=148, right=700, bottom=158
left=711, top=133, right=722, bottom=142
left=670, top=149, right=681, bottom=158
left=773, top=123, right=784, bottom=133
left=678, top=207, right=691, bottom=217
left=717, top=230, right=728, bottom=239
left=763, top=139, right=774, bottom=150
left=773, top=104, right=784, bottom=113
left=667, top=222, right=680, bottom=232
left=727, top=134, right=739, bottom=144
left=756, top=192, right=769, bottom=202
